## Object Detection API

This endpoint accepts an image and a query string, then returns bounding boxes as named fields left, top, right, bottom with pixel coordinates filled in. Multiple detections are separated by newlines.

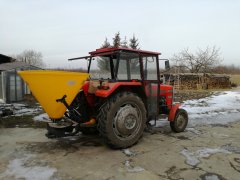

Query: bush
left=231, top=82, right=238, bottom=87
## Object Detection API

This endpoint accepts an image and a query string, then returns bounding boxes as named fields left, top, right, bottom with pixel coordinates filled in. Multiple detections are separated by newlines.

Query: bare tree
left=171, top=46, right=222, bottom=73
left=15, top=50, right=45, bottom=68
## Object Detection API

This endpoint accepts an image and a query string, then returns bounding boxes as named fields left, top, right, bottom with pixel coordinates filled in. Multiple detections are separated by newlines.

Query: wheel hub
left=176, top=115, right=185, bottom=129
left=113, top=105, right=140, bottom=138
left=125, top=114, right=137, bottom=129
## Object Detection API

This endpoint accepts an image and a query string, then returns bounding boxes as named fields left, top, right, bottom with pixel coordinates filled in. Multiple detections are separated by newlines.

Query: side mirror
left=165, top=60, right=170, bottom=70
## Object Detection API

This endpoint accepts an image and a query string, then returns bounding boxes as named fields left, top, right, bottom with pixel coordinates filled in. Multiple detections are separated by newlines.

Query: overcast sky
left=0, top=0, right=239, bottom=68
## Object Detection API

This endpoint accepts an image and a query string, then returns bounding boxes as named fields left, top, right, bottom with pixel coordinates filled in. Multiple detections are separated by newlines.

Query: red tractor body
left=66, top=47, right=188, bottom=148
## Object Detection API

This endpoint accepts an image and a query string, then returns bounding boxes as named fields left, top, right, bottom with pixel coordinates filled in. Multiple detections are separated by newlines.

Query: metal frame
left=69, top=49, right=162, bottom=118
left=0, top=72, right=4, bottom=102
left=140, top=54, right=161, bottom=117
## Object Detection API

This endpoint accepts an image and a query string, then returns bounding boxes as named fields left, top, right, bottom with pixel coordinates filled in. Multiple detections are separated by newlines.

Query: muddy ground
left=0, top=122, right=240, bottom=179
left=0, top=89, right=240, bottom=180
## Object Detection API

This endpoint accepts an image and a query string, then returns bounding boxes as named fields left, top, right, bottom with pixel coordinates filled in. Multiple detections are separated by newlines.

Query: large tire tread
left=97, top=92, right=146, bottom=149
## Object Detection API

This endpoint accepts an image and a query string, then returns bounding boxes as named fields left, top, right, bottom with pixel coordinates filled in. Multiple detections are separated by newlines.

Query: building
left=0, top=54, right=41, bottom=103
left=0, top=54, right=14, bottom=64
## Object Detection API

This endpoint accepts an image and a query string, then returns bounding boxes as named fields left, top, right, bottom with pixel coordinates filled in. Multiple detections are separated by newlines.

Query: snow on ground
left=122, top=149, right=137, bottom=157
left=185, top=128, right=202, bottom=135
left=33, top=113, right=50, bottom=122
left=180, top=148, right=231, bottom=166
left=181, top=91, right=240, bottom=126
left=13, top=103, right=42, bottom=116
left=203, top=174, right=221, bottom=180
left=124, top=160, right=145, bottom=173
left=0, top=154, right=57, bottom=180
left=0, top=103, right=13, bottom=112
left=0, top=102, right=43, bottom=117
left=155, top=91, right=240, bottom=127
left=0, top=102, right=50, bottom=121
left=14, top=108, right=38, bottom=116
left=13, top=103, right=29, bottom=108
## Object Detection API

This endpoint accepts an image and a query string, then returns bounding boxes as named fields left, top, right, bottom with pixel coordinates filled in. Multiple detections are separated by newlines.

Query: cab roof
left=89, top=47, right=161, bottom=56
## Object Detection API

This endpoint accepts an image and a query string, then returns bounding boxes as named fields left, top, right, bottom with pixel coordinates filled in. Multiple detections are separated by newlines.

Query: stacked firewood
left=179, top=74, right=202, bottom=90
left=204, top=74, right=231, bottom=89
left=163, top=73, right=231, bottom=90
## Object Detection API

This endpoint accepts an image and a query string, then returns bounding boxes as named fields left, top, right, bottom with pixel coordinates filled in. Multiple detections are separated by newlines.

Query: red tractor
left=19, top=47, right=188, bottom=149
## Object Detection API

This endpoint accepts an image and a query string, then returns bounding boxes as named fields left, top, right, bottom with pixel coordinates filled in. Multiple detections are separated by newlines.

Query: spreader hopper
left=18, top=70, right=89, bottom=119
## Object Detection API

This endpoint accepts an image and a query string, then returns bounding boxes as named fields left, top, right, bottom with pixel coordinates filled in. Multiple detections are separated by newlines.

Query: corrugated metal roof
left=0, top=61, right=32, bottom=71
left=0, top=54, right=11, bottom=59
left=89, top=47, right=161, bottom=56
left=0, top=54, right=14, bottom=64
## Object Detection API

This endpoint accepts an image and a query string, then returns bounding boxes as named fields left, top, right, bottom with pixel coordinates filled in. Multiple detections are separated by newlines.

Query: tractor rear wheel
left=98, top=92, right=146, bottom=149
left=170, top=109, right=188, bottom=133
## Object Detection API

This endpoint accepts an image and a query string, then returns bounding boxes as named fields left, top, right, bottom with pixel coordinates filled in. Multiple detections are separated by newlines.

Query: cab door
left=142, top=55, right=160, bottom=119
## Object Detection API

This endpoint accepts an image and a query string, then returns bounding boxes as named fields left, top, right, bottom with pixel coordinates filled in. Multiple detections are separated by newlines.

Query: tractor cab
left=70, top=47, right=168, bottom=81
left=69, top=47, right=173, bottom=119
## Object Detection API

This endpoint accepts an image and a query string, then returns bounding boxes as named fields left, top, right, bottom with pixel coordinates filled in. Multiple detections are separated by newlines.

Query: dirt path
left=0, top=121, right=240, bottom=180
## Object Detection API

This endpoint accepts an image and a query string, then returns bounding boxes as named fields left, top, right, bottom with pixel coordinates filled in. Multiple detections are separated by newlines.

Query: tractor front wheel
left=98, top=92, right=146, bottom=149
left=170, top=109, right=188, bottom=133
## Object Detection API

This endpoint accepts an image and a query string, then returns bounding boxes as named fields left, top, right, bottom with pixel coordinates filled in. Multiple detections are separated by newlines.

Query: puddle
left=124, top=160, right=145, bottom=173
left=200, top=172, right=226, bottom=180
left=21, top=135, right=103, bottom=154
left=181, top=148, right=231, bottom=166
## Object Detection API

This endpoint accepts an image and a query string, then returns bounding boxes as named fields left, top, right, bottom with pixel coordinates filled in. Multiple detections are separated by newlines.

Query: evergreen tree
left=121, top=36, right=128, bottom=48
left=98, top=33, right=141, bottom=71
left=113, top=32, right=121, bottom=48
left=129, top=35, right=139, bottom=49
left=101, top=38, right=111, bottom=48
left=98, top=37, right=111, bottom=71
left=129, top=35, right=140, bottom=71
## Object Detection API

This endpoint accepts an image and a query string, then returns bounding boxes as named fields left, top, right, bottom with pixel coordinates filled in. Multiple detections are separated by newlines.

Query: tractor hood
left=18, top=70, right=89, bottom=119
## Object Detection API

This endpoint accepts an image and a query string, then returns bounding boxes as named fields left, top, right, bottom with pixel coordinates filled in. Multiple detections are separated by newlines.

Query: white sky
left=0, top=0, right=240, bottom=68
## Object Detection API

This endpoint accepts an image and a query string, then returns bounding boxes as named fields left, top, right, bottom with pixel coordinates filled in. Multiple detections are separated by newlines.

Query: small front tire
left=170, top=109, right=188, bottom=133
